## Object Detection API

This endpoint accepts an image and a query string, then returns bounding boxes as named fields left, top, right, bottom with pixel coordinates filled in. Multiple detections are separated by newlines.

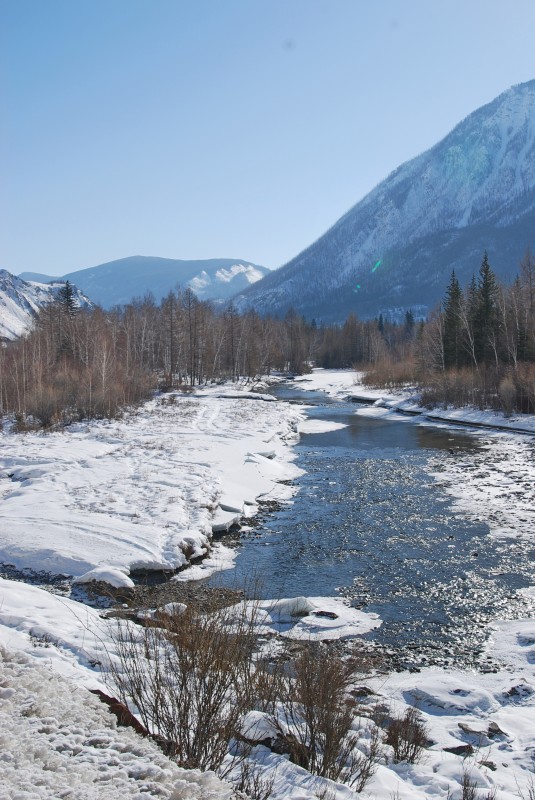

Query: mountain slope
left=0, top=270, right=91, bottom=340
left=20, top=256, right=270, bottom=309
left=236, top=80, right=535, bottom=322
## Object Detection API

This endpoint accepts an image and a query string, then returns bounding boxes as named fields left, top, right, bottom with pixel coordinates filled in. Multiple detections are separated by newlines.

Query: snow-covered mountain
left=236, top=79, right=535, bottom=322
left=0, top=270, right=92, bottom=340
left=20, top=256, right=270, bottom=309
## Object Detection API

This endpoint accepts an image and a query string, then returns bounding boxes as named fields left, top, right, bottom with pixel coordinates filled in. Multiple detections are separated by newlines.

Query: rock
left=487, top=721, right=508, bottom=738
left=479, top=760, right=497, bottom=771
left=351, top=686, right=377, bottom=699
left=458, top=721, right=486, bottom=736
left=504, top=682, right=534, bottom=699
left=313, top=610, right=338, bottom=620
left=443, top=744, right=475, bottom=756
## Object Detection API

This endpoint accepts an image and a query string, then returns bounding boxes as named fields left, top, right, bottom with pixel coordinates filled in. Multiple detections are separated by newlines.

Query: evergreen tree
left=404, top=309, right=415, bottom=340
left=377, top=314, right=384, bottom=335
left=57, top=280, right=77, bottom=317
left=519, top=247, right=535, bottom=360
left=442, top=271, right=463, bottom=368
left=474, top=251, right=499, bottom=365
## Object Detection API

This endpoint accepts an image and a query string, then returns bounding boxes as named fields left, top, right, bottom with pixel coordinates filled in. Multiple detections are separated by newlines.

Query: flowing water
left=211, top=386, right=535, bottom=670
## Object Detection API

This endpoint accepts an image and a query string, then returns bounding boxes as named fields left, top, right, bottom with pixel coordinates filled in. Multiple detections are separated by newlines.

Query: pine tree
left=377, top=314, right=384, bottom=335
left=442, top=271, right=462, bottom=368
left=474, top=251, right=499, bottom=365
left=57, top=280, right=77, bottom=317
left=519, top=247, right=535, bottom=360
left=404, top=309, right=415, bottom=340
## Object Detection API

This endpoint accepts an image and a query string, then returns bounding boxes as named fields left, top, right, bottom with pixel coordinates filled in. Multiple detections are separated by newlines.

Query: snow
left=214, top=263, right=265, bottom=284
left=289, top=369, right=362, bottom=400
left=75, top=566, right=136, bottom=589
left=0, top=576, right=114, bottom=689
left=428, top=431, right=535, bottom=541
left=0, top=268, right=91, bottom=340
left=2, top=369, right=535, bottom=799
left=0, top=646, right=233, bottom=799
left=233, top=595, right=381, bottom=641
left=0, top=387, right=303, bottom=583
left=297, top=418, right=347, bottom=434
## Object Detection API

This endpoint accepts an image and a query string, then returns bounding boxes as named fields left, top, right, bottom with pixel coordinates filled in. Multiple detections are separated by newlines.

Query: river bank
left=0, top=383, right=304, bottom=589
left=289, top=369, right=535, bottom=545
left=1, top=372, right=535, bottom=799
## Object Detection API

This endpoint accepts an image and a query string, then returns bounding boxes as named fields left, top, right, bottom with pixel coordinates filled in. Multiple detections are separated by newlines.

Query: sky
left=2, top=1, right=535, bottom=277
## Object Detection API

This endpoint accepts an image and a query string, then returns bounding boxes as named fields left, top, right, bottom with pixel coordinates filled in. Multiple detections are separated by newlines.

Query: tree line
left=364, top=248, right=535, bottom=414
left=0, top=285, right=365, bottom=427
left=1, top=249, right=534, bottom=428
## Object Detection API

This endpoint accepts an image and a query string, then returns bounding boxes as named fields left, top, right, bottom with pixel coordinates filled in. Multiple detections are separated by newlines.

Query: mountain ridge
left=235, top=79, right=535, bottom=322
left=19, top=255, right=270, bottom=309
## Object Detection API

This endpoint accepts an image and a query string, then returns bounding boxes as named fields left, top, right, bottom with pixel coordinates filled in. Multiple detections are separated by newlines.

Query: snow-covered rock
left=0, top=268, right=92, bottom=340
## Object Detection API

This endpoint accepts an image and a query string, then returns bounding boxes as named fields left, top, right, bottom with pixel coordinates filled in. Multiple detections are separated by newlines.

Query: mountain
left=0, top=270, right=92, bottom=340
left=19, top=256, right=270, bottom=309
left=235, top=80, right=535, bottom=323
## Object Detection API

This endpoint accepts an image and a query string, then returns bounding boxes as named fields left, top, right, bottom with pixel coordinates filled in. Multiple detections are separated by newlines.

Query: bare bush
left=460, top=769, right=478, bottom=800
left=231, top=758, right=275, bottom=800
left=263, top=643, right=382, bottom=790
left=106, top=602, right=258, bottom=773
left=498, top=374, right=516, bottom=416
left=360, top=356, right=420, bottom=389
left=386, top=706, right=429, bottom=764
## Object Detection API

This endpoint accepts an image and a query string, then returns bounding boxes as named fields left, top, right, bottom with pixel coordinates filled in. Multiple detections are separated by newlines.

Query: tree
left=57, top=280, right=77, bottom=317
left=442, top=271, right=463, bottom=369
left=520, top=246, right=535, bottom=317
left=519, top=247, right=535, bottom=360
left=404, top=309, right=415, bottom=340
left=474, top=252, right=500, bottom=365
left=377, top=313, right=384, bottom=335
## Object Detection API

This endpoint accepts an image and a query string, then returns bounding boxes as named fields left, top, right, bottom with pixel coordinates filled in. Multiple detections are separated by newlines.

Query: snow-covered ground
left=0, top=646, right=234, bottom=799
left=2, top=371, right=535, bottom=799
left=0, top=387, right=303, bottom=587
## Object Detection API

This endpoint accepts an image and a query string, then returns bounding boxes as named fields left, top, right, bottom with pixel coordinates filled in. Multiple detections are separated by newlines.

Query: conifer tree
left=57, top=280, right=77, bottom=317
left=404, top=309, right=415, bottom=340
left=474, top=251, right=499, bottom=365
left=442, top=271, right=462, bottom=368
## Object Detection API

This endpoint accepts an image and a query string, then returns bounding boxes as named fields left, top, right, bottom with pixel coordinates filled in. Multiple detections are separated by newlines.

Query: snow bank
left=0, top=390, right=303, bottom=585
left=0, top=576, right=114, bottom=689
left=231, top=595, right=381, bottom=641
left=0, top=646, right=233, bottom=799
left=297, top=418, right=348, bottom=434
left=365, top=624, right=535, bottom=800
left=291, top=367, right=535, bottom=435
left=426, top=430, right=535, bottom=541
left=287, top=368, right=362, bottom=400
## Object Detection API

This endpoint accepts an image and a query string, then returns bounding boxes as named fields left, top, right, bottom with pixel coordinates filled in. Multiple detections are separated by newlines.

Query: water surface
left=211, top=387, right=534, bottom=669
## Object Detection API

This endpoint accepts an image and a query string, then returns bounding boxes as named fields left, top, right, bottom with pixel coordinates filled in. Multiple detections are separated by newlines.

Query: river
left=209, top=386, right=535, bottom=670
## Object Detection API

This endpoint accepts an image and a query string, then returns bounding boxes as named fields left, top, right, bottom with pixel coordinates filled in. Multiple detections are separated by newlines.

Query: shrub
left=263, top=643, right=383, bottom=790
left=106, top=602, right=258, bottom=772
left=386, top=707, right=429, bottom=764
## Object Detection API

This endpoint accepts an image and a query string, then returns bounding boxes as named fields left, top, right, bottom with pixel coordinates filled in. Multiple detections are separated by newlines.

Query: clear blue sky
left=2, top=0, right=535, bottom=276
